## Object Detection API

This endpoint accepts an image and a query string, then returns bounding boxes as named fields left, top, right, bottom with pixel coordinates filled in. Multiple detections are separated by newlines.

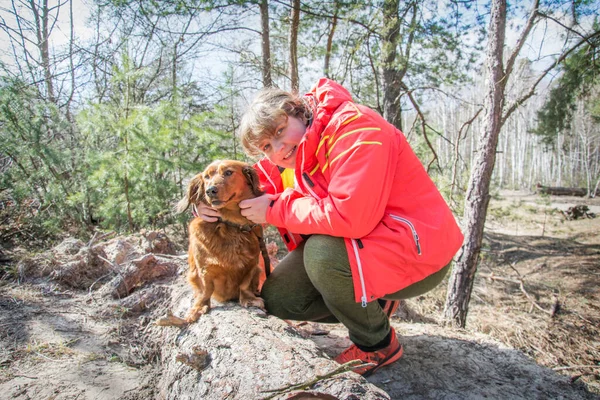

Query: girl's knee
left=260, top=278, right=288, bottom=318
left=261, top=277, right=318, bottom=319
left=260, top=276, right=283, bottom=307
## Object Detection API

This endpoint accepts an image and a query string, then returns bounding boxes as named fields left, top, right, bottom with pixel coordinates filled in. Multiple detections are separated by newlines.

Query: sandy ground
left=0, top=190, right=599, bottom=399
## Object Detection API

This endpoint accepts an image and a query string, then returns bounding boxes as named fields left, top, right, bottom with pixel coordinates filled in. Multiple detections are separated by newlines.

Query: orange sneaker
left=334, top=327, right=403, bottom=377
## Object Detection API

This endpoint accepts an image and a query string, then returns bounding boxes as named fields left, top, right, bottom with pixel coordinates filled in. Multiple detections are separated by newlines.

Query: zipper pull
left=302, top=172, right=314, bottom=187
left=413, top=232, right=422, bottom=255
left=361, top=296, right=368, bottom=308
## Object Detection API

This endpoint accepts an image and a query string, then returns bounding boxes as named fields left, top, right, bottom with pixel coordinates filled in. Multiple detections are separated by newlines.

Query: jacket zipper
left=351, top=238, right=368, bottom=308
left=300, top=146, right=319, bottom=198
left=389, top=214, right=422, bottom=255
left=302, top=174, right=319, bottom=198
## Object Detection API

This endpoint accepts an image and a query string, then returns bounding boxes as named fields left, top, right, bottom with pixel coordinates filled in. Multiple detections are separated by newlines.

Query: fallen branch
left=152, top=254, right=188, bottom=260
left=479, top=273, right=520, bottom=285
left=536, top=184, right=599, bottom=197
left=96, top=255, right=127, bottom=299
left=509, top=264, right=559, bottom=317
left=481, top=267, right=559, bottom=317
left=553, top=364, right=600, bottom=371
left=154, top=310, right=189, bottom=328
left=99, top=254, right=179, bottom=299
left=87, top=232, right=99, bottom=248
left=260, top=360, right=368, bottom=399
left=12, top=374, right=38, bottom=380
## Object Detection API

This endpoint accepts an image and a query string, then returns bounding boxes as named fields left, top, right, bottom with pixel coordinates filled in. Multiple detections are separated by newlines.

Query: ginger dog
left=176, top=160, right=267, bottom=323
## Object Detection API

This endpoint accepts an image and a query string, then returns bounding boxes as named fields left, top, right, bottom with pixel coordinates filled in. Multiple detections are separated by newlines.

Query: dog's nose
left=206, top=186, right=218, bottom=198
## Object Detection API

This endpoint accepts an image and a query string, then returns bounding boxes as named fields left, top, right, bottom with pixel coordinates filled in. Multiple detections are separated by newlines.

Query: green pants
left=261, top=235, right=450, bottom=348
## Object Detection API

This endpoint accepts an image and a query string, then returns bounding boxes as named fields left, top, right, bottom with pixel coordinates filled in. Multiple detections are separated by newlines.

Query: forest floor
left=0, top=190, right=599, bottom=399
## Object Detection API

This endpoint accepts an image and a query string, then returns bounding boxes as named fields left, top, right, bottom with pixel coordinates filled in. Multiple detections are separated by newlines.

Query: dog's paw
left=185, top=305, right=210, bottom=323
left=241, top=297, right=265, bottom=310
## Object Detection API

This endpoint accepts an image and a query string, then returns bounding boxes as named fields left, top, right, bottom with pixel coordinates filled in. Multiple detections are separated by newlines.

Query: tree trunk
left=31, top=0, right=57, bottom=104
left=66, top=0, right=75, bottom=121
left=381, top=0, right=402, bottom=130
left=289, top=0, right=300, bottom=93
left=124, top=76, right=134, bottom=232
left=536, top=184, right=598, bottom=197
left=153, top=282, right=390, bottom=399
left=324, top=2, right=339, bottom=79
left=443, top=0, right=508, bottom=328
left=260, top=0, right=273, bottom=88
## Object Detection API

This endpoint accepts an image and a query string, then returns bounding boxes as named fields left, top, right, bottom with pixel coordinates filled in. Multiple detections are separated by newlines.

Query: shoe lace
left=340, top=345, right=383, bottom=364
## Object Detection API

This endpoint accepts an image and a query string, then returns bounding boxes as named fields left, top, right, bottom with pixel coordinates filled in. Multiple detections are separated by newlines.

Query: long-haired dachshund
left=176, top=160, right=267, bottom=323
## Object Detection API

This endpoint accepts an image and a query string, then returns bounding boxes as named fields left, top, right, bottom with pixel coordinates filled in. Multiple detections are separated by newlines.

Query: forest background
left=1, top=0, right=599, bottom=325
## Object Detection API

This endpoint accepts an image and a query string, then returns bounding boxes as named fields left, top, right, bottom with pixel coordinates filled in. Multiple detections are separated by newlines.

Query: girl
left=200, top=78, right=463, bottom=376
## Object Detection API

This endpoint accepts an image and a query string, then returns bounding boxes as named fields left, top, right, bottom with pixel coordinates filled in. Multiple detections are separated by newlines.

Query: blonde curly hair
left=239, top=88, right=311, bottom=157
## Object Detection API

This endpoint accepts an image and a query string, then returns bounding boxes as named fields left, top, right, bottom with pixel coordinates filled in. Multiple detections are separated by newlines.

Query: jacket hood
left=304, top=78, right=354, bottom=137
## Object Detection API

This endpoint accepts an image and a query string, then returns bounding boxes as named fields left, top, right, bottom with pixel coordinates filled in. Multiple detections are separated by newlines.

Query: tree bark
left=153, top=281, right=391, bottom=399
left=444, top=0, right=508, bottom=328
left=381, top=0, right=402, bottom=130
left=31, top=0, right=57, bottom=104
left=289, top=0, right=300, bottom=93
left=260, top=0, right=273, bottom=88
left=324, top=2, right=339, bottom=79
left=66, top=0, right=75, bottom=121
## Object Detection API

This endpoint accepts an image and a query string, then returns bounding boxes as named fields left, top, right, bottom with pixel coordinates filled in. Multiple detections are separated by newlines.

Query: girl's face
left=258, top=115, right=306, bottom=169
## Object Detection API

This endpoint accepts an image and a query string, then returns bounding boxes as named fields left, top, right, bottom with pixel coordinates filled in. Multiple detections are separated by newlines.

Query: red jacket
left=260, top=78, right=464, bottom=305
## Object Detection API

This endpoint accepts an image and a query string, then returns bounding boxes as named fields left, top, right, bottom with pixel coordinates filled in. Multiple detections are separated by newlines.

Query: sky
left=0, top=0, right=94, bottom=69
left=0, top=0, right=595, bottom=93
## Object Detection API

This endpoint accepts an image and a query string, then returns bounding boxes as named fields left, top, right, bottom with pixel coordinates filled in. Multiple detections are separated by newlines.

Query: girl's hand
left=192, top=203, right=221, bottom=222
left=239, top=194, right=278, bottom=224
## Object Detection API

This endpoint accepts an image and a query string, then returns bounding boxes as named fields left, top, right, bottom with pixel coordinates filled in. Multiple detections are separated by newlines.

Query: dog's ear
left=243, top=166, right=263, bottom=197
left=175, top=174, right=206, bottom=214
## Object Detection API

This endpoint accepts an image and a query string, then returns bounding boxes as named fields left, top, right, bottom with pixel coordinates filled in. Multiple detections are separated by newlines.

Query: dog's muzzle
left=206, top=185, right=219, bottom=198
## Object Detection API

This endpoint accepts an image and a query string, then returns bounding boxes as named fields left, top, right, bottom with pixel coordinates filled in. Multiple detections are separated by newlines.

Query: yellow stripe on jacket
left=322, top=140, right=383, bottom=173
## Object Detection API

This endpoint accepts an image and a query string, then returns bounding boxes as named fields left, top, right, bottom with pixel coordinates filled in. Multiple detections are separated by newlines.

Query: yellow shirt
left=280, top=168, right=295, bottom=190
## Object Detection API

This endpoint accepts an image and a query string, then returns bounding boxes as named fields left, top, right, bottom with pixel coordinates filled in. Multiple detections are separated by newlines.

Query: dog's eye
left=224, top=170, right=233, bottom=176
left=204, top=174, right=210, bottom=180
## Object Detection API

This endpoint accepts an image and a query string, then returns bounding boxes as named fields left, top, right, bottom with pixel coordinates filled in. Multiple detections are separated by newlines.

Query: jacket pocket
left=388, top=214, right=422, bottom=255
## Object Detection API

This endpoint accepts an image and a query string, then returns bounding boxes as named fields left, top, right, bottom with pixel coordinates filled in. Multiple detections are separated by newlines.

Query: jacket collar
left=296, top=78, right=354, bottom=172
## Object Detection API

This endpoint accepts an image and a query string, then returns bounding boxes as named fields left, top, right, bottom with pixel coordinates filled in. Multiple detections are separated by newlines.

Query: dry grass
left=23, top=339, right=78, bottom=359
left=402, top=190, right=600, bottom=393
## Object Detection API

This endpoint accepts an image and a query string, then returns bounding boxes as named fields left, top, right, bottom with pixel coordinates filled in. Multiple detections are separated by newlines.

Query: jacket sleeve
left=267, top=113, right=400, bottom=238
